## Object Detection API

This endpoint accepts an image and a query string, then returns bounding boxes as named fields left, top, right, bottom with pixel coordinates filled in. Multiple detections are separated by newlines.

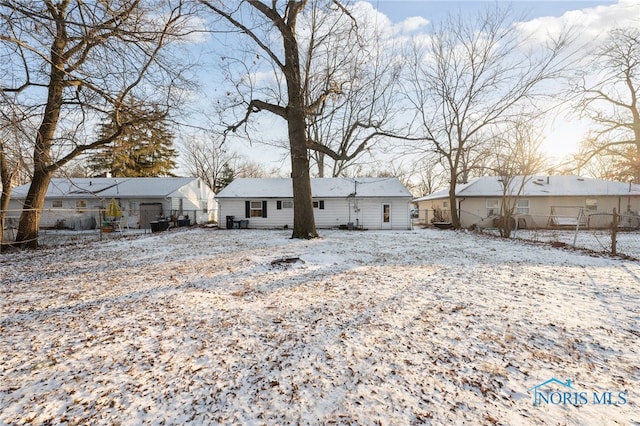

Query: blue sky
left=187, top=1, right=638, bottom=174
left=371, top=1, right=617, bottom=23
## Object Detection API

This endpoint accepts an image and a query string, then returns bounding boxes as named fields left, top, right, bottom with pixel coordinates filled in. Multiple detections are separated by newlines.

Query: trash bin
left=226, top=216, right=234, bottom=229
left=150, top=220, right=169, bottom=232
left=178, top=218, right=190, bottom=227
left=239, top=220, right=249, bottom=229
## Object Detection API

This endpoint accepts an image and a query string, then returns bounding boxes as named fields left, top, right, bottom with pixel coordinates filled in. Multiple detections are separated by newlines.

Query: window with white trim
left=52, top=200, right=63, bottom=208
left=486, top=199, right=500, bottom=216
left=586, top=199, right=597, bottom=211
left=277, top=200, right=293, bottom=209
left=250, top=201, right=263, bottom=217
left=76, top=200, right=87, bottom=213
left=515, top=199, right=530, bottom=215
left=245, top=200, right=267, bottom=218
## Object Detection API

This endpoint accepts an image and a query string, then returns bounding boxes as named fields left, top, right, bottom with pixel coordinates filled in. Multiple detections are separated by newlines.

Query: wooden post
left=612, top=208, right=618, bottom=256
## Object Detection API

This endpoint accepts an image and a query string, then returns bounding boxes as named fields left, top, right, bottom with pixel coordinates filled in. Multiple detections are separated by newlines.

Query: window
left=277, top=200, right=293, bottom=209
left=313, top=200, right=325, bottom=210
left=52, top=200, right=63, bottom=208
left=76, top=200, right=87, bottom=213
left=383, top=204, right=390, bottom=223
left=486, top=199, right=500, bottom=217
left=245, top=200, right=267, bottom=218
left=516, top=199, right=530, bottom=215
left=586, top=199, right=598, bottom=211
left=250, top=201, right=263, bottom=217
left=442, top=201, right=449, bottom=208
left=129, top=201, right=139, bottom=214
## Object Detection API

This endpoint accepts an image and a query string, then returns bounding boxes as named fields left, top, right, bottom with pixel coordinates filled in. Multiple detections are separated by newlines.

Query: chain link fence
left=1, top=207, right=198, bottom=252
left=415, top=208, right=640, bottom=260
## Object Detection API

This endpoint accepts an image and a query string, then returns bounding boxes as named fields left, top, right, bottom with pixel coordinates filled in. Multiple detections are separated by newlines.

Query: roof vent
left=577, top=178, right=584, bottom=181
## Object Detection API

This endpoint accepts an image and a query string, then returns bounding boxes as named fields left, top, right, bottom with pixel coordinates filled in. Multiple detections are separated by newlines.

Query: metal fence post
left=612, top=208, right=618, bottom=256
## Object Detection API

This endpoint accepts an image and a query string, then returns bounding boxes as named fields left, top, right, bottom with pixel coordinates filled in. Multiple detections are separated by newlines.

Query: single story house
left=414, top=175, right=640, bottom=229
left=7, top=177, right=216, bottom=230
left=216, top=177, right=413, bottom=230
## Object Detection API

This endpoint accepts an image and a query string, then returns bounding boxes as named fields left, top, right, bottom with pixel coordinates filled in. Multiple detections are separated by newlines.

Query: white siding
left=354, top=199, right=411, bottom=230
left=217, top=197, right=411, bottom=230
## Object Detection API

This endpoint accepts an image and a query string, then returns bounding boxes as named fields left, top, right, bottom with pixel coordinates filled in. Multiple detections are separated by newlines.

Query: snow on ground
left=484, top=228, right=640, bottom=260
left=1, top=228, right=638, bottom=425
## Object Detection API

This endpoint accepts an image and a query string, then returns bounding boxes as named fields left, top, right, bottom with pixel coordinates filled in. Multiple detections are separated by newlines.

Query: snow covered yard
left=1, top=228, right=638, bottom=425
left=485, top=228, right=640, bottom=260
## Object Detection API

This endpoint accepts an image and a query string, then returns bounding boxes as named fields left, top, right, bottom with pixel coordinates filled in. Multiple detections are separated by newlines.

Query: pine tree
left=89, top=103, right=177, bottom=177
left=215, top=163, right=235, bottom=192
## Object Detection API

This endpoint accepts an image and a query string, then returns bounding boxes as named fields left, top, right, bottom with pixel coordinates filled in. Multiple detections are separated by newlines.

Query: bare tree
left=405, top=5, right=570, bottom=228
left=302, top=4, right=406, bottom=177
left=0, top=96, right=35, bottom=245
left=487, top=118, right=548, bottom=237
left=200, top=1, right=367, bottom=239
left=411, top=155, right=448, bottom=197
left=179, top=131, right=281, bottom=192
left=574, top=27, right=640, bottom=183
left=1, top=0, right=195, bottom=248
left=573, top=146, right=637, bottom=182
left=179, top=134, right=238, bottom=192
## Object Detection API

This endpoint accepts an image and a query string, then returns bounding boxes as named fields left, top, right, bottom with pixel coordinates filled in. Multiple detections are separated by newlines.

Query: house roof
left=414, top=175, right=640, bottom=201
left=216, top=177, right=412, bottom=199
left=10, top=177, right=202, bottom=199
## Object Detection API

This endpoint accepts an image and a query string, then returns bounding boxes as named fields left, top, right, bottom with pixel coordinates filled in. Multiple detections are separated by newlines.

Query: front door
left=382, top=204, right=391, bottom=229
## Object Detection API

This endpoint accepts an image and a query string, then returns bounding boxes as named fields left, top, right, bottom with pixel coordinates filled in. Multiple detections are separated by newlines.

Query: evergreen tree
left=89, top=102, right=177, bottom=177
left=215, top=163, right=235, bottom=192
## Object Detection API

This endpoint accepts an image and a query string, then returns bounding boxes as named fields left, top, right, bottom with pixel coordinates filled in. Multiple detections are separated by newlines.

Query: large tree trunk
left=0, top=145, right=12, bottom=246
left=290, top=130, right=317, bottom=238
left=14, top=169, right=52, bottom=249
left=14, top=28, right=66, bottom=248
left=448, top=186, right=460, bottom=228
left=286, top=86, right=317, bottom=239
left=448, top=167, right=460, bottom=228
left=282, top=6, right=318, bottom=239
left=0, top=188, right=11, bottom=246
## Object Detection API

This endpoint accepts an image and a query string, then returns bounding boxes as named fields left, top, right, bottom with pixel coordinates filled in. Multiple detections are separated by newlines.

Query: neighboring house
left=7, top=177, right=216, bottom=230
left=216, top=177, right=413, bottom=230
left=414, top=175, right=640, bottom=229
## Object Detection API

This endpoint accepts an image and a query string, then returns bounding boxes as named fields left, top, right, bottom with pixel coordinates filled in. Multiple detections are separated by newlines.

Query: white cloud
left=395, top=16, right=430, bottom=33
left=516, top=1, right=640, bottom=47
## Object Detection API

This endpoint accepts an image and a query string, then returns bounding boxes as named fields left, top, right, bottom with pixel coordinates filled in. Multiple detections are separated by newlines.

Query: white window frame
left=515, top=199, right=530, bottom=215
left=250, top=201, right=263, bottom=217
left=52, top=200, right=63, bottom=208
left=76, top=200, right=87, bottom=212
left=486, top=199, right=500, bottom=217
left=282, top=200, right=293, bottom=209
left=586, top=199, right=598, bottom=212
